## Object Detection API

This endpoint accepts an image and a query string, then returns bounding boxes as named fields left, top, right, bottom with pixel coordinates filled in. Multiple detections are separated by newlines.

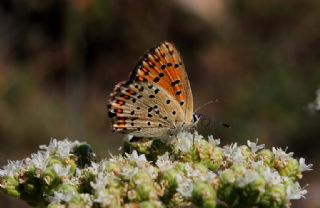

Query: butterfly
left=108, top=41, right=197, bottom=139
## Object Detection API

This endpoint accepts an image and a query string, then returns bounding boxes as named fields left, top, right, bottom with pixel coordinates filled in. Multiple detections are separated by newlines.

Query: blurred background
left=0, top=0, right=319, bottom=207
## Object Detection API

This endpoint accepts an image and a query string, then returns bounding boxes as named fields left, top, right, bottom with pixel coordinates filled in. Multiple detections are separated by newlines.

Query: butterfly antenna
left=194, top=99, right=218, bottom=114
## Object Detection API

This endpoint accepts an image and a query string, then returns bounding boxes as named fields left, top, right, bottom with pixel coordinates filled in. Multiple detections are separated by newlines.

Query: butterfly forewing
left=108, top=41, right=194, bottom=138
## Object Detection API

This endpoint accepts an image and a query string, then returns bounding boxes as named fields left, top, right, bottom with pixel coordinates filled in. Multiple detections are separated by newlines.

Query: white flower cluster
left=175, top=131, right=204, bottom=153
left=0, top=160, right=25, bottom=178
left=0, top=139, right=79, bottom=178
left=90, top=171, right=114, bottom=206
left=156, top=156, right=217, bottom=198
left=0, top=139, right=90, bottom=207
left=0, top=133, right=313, bottom=208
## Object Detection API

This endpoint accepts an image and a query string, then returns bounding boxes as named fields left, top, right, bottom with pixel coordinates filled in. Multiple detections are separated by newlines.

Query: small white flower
left=80, top=193, right=93, bottom=206
left=41, top=139, right=80, bottom=158
left=299, top=158, right=313, bottom=172
left=287, top=182, right=308, bottom=200
left=208, top=135, right=220, bottom=147
left=272, top=147, right=293, bottom=161
left=263, top=167, right=282, bottom=185
left=145, top=165, right=158, bottom=179
left=49, top=190, right=74, bottom=203
left=156, top=152, right=173, bottom=171
left=176, top=178, right=193, bottom=198
left=193, top=131, right=204, bottom=143
left=53, top=164, right=71, bottom=177
left=206, top=171, right=217, bottom=182
left=91, top=172, right=111, bottom=191
left=120, top=166, right=138, bottom=179
left=176, top=132, right=193, bottom=153
left=237, top=170, right=259, bottom=187
left=223, top=143, right=238, bottom=158
left=56, top=140, right=75, bottom=157
left=232, top=147, right=243, bottom=164
left=28, top=151, right=50, bottom=171
left=125, top=150, right=148, bottom=168
left=247, top=139, right=265, bottom=153
left=0, top=160, right=25, bottom=177
left=184, top=163, right=202, bottom=179
left=94, top=190, right=114, bottom=206
left=251, top=160, right=264, bottom=170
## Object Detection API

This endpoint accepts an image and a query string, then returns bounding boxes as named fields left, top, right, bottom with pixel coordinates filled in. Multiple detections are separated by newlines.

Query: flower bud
left=217, top=169, right=238, bottom=205
left=159, top=169, right=179, bottom=202
left=239, top=145, right=251, bottom=161
left=277, top=158, right=299, bottom=180
left=257, top=149, right=274, bottom=166
left=1, top=176, right=20, bottom=198
left=259, top=184, right=286, bottom=208
left=131, top=171, right=155, bottom=201
left=241, top=175, right=265, bottom=205
left=192, top=182, right=216, bottom=207
left=208, top=147, right=223, bottom=171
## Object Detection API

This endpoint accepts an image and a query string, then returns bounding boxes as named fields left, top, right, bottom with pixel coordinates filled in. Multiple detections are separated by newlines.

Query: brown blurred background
left=0, top=0, right=319, bottom=207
